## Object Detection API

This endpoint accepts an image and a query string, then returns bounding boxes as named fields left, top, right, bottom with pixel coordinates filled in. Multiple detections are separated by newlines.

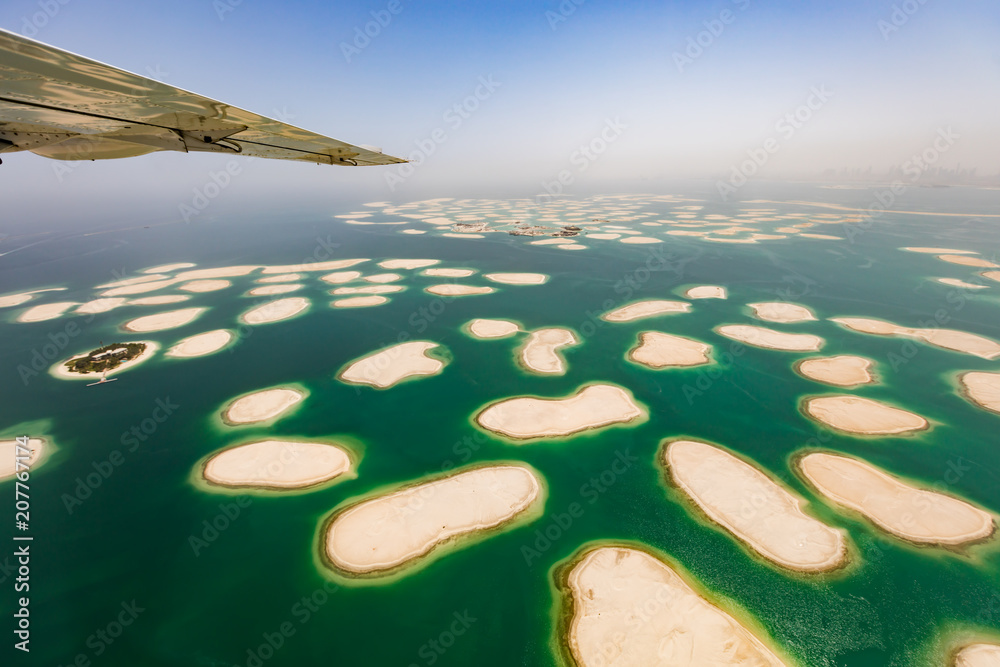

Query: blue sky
left=1, top=0, right=998, bottom=228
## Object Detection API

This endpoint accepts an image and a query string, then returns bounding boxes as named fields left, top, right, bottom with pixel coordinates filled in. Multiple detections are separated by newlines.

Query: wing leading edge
left=0, top=29, right=406, bottom=166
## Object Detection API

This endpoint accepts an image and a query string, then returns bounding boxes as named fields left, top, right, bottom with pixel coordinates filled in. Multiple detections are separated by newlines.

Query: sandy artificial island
left=798, top=452, right=995, bottom=547
left=423, top=268, right=475, bottom=278
left=240, top=297, right=309, bottom=325
left=563, top=546, right=788, bottom=666
left=664, top=440, right=847, bottom=572
left=748, top=302, right=817, bottom=323
left=954, top=644, right=1000, bottom=667
left=958, top=372, right=1000, bottom=415
left=601, top=300, right=691, bottom=323
left=519, top=328, right=578, bottom=374
left=203, top=440, right=352, bottom=490
left=324, top=464, right=543, bottom=575
left=1, top=438, right=46, bottom=481
left=123, top=307, right=205, bottom=332
left=248, top=284, right=302, bottom=296
left=339, top=341, right=446, bottom=388
left=685, top=285, right=727, bottom=299
left=425, top=284, right=494, bottom=296
left=467, top=319, right=520, bottom=338
left=483, top=273, right=549, bottom=285
left=223, top=387, right=304, bottom=425
left=332, top=296, right=388, bottom=308
left=378, top=259, right=439, bottom=270
left=166, top=330, right=233, bottom=358
left=832, top=317, right=1000, bottom=359
left=17, top=302, right=79, bottom=322
left=803, top=395, right=927, bottom=435
left=796, top=355, right=875, bottom=387
left=717, top=325, right=824, bottom=352
left=476, top=384, right=643, bottom=440
left=629, top=332, right=712, bottom=368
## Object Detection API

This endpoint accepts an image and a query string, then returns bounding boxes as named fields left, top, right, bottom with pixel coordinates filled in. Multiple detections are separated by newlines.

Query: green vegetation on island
left=65, top=342, right=147, bottom=374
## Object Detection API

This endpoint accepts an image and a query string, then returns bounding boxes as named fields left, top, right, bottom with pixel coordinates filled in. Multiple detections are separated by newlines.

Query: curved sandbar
left=260, top=260, right=364, bottom=274
left=203, top=440, right=352, bottom=490
left=240, top=297, right=309, bottom=325
left=519, top=328, right=577, bottom=374
left=938, top=254, right=999, bottom=268
left=664, top=440, right=847, bottom=572
left=803, top=395, right=927, bottom=435
left=179, top=279, right=231, bottom=292
left=123, top=307, right=205, bottom=332
left=937, top=278, right=987, bottom=289
left=629, top=332, right=712, bottom=368
left=563, top=546, right=788, bottom=667
left=52, top=341, right=159, bottom=379
left=466, top=318, right=520, bottom=338
left=0, top=293, right=36, bottom=308
left=257, top=273, right=301, bottom=283
left=619, top=236, right=661, bottom=244
left=222, top=387, right=305, bottom=426
left=17, top=302, right=79, bottom=322
left=0, top=438, right=46, bottom=481
left=831, top=317, right=1000, bottom=360
left=362, top=273, right=402, bottom=283
left=483, top=272, right=548, bottom=285
left=378, top=259, right=439, bottom=270
left=748, top=302, right=817, bottom=323
left=248, top=284, right=302, bottom=296
left=958, top=372, right=1000, bottom=415
left=796, top=355, right=875, bottom=387
left=685, top=285, right=727, bottom=299
left=332, top=296, right=388, bottom=308
left=954, top=644, right=1000, bottom=667
left=76, top=298, right=127, bottom=314
left=99, top=274, right=168, bottom=288
left=422, top=268, right=475, bottom=278
left=798, top=452, right=995, bottom=547
left=902, top=247, right=977, bottom=254
left=130, top=295, right=190, bottom=305
left=101, top=278, right=178, bottom=297
left=717, top=324, right=824, bottom=352
left=142, top=262, right=195, bottom=273
left=338, top=341, right=446, bottom=389
left=425, top=284, right=494, bottom=296
left=601, top=300, right=691, bottom=323
left=324, top=464, right=543, bottom=576
left=332, top=285, right=403, bottom=295
left=321, top=271, right=362, bottom=284
left=983, top=271, right=1000, bottom=284
left=166, top=330, right=233, bottom=358
left=174, top=266, right=259, bottom=281
left=476, top=384, right=644, bottom=440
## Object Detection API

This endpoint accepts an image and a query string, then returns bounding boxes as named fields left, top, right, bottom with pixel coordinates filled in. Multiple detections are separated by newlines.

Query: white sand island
left=331, top=296, right=388, bottom=308
left=685, top=285, right=727, bottom=299
left=0, top=438, right=47, bottom=481
left=798, top=452, right=995, bottom=546
left=601, top=300, right=691, bottom=323
left=937, top=254, right=999, bottom=268
left=76, top=298, right=127, bottom=314
left=483, top=273, right=549, bottom=285
left=476, top=384, right=644, bottom=440
left=937, top=278, right=987, bottom=290
left=466, top=319, right=521, bottom=338
left=831, top=317, right=1000, bottom=360
left=629, top=332, right=712, bottom=368
left=222, top=387, right=304, bottom=426
left=748, top=302, right=817, bottom=323
left=954, top=644, right=1000, bottom=667
left=240, top=297, right=309, bottom=325
left=803, top=395, right=927, bottom=435
left=796, top=355, right=875, bottom=387
left=166, top=330, right=233, bottom=358
left=203, top=440, right=352, bottom=490
left=129, top=295, right=190, bottom=306
left=248, top=284, right=302, bottom=296
left=17, top=302, right=79, bottom=322
left=123, top=307, right=205, bottom=332
left=425, top=284, right=494, bottom=296
left=331, top=285, right=403, bottom=295
left=141, top=262, right=196, bottom=273
left=664, top=440, right=847, bottom=572
left=179, top=279, right=231, bottom=292
left=53, top=341, right=160, bottom=379
left=257, top=273, right=301, bottom=283
left=518, top=328, right=578, bottom=374
left=716, top=325, right=824, bottom=351
left=423, top=268, right=475, bottom=278
left=958, top=372, right=1000, bottom=415
left=324, top=464, right=543, bottom=576
left=321, top=271, right=363, bottom=284
left=260, top=260, right=364, bottom=274
left=902, top=247, right=977, bottom=254
left=378, top=259, right=439, bottom=270
left=339, top=341, right=446, bottom=388
left=563, top=546, right=788, bottom=667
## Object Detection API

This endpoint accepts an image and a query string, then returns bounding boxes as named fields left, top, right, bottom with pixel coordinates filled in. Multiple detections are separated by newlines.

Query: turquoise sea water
left=2, top=184, right=1000, bottom=666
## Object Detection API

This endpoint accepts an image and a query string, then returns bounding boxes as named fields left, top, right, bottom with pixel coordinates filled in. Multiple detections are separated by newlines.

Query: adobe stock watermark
left=340, top=0, right=403, bottom=63
left=18, top=0, right=72, bottom=38
left=673, top=0, right=751, bottom=73
left=384, top=75, right=501, bottom=191
left=536, top=117, right=627, bottom=202
left=717, top=85, right=833, bottom=201
left=406, top=610, right=478, bottom=666
left=545, top=0, right=586, bottom=30
left=877, top=0, right=931, bottom=41
left=53, top=600, right=145, bottom=667
left=178, top=160, right=243, bottom=223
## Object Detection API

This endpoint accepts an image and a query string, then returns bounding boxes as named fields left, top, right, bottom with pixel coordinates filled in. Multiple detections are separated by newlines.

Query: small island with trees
left=64, top=342, right=147, bottom=374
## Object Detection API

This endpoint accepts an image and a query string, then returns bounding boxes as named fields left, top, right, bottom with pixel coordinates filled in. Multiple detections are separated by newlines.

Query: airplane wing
left=0, top=29, right=406, bottom=166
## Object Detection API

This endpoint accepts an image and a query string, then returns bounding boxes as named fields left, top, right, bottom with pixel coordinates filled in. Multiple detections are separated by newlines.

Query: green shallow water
left=1, top=185, right=999, bottom=666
